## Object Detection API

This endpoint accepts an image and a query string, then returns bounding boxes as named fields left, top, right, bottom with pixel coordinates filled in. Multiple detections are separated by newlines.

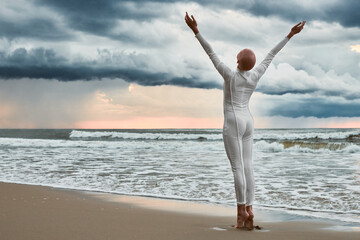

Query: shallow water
left=0, top=128, right=359, bottom=223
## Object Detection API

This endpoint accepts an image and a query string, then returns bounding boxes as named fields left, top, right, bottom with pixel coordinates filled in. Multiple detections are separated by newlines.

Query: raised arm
left=185, top=12, right=232, bottom=81
left=254, top=21, right=306, bottom=79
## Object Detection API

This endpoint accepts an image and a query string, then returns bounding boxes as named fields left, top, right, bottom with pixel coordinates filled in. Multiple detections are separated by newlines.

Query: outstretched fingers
left=185, top=12, right=192, bottom=21
left=185, top=12, right=192, bottom=24
left=185, top=12, right=199, bottom=34
left=291, top=20, right=306, bottom=34
left=293, top=20, right=306, bottom=29
left=191, top=15, right=197, bottom=25
left=185, top=12, right=198, bottom=32
left=294, top=22, right=302, bottom=27
left=185, top=12, right=196, bottom=24
left=298, top=21, right=306, bottom=31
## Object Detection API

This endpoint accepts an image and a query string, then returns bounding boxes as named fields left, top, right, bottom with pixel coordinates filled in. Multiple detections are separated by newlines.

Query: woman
left=185, top=12, right=305, bottom=229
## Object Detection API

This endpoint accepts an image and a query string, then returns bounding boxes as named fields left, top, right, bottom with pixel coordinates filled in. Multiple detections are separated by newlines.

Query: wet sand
left=1, top=182, right=359, bottom=240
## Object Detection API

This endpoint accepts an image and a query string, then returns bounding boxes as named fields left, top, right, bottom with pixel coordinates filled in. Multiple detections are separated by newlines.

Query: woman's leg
left=223, top=120, right=249, bottom=228
left=224, top=135, right=247, bottom=205
left=243, top=127, right=255, bottom=229
left=243, top=134, right=255, bottom=206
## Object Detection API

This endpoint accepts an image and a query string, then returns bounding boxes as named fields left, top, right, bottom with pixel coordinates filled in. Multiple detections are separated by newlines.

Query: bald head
left=237, top=49, right=256, bottom=71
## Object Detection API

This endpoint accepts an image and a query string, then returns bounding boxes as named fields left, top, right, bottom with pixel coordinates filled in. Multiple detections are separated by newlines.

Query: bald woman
left=185, top=12, right=305, bottom=230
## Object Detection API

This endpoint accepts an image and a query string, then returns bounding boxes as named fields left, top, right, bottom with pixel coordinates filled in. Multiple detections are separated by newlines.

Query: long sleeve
left=195, top=33, right=233, bottom=81
left=254, top=36, right=290, bottom=79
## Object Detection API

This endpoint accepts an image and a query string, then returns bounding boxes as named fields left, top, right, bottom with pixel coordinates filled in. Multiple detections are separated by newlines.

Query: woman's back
left=194, top=32, right=289, bottom=114
left=223, top=69, right=258, bottom=113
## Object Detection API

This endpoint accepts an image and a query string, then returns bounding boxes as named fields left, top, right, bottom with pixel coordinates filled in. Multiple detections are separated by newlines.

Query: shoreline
left=1, top=182, right=359, bottom=240
left=0, top=181, right=360, bottom=231
left=71, top=187, right=360, bottom=231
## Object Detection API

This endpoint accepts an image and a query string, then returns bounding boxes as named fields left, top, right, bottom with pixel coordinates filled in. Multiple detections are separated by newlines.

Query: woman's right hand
left=287, top=21, right=306, bottom=39
left=185, top=12, right=199, bottom=35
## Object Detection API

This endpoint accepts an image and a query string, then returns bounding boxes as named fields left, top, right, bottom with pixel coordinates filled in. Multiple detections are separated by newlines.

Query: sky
left=0, top=0, right=360, bottom=129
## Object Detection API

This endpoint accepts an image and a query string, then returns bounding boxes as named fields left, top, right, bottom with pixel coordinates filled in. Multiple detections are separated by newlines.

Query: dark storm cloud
left=201, top=0, right=360, bottom=28
left=3, top=0, right=355, bottom=44
left=256, top=88, right=316, bottom=96
left=255, top=86, right=360, bottom=101
left=325, top=0, right=360, bottom=27
left=239, top=0, right=360, bottom=28
left=0, top=65, right=220, bottom=89
left=2, top=0, right=359, bottom=120
left=2, top=0, right=357, bottom=42
left=43, top=0, right=114, bottom=36
left=3, top=48, right=66, bottom=66
left=27, top=0, right=359, bottom=42
left=0, top=18, right=73, bottom=40
left=0, top=47, right=221, bottom=89
left=269, top=98, right=360, bottom=118
left=38, top=0, right=171, bottom=37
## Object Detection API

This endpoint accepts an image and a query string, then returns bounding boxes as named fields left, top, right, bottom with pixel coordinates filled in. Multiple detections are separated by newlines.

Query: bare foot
left=244, top=206, right=254, bottom=229
left=244, top=212, right=254, bottom=229
left=234, top=211, right=249, bottom=229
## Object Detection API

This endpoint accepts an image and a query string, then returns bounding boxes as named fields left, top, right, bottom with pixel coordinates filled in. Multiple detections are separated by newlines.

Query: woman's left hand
left=185, top=12, right=199, bottom=35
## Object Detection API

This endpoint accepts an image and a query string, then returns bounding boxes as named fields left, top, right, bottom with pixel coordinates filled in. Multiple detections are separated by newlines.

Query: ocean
left=0, top=128, right=359, bottom=223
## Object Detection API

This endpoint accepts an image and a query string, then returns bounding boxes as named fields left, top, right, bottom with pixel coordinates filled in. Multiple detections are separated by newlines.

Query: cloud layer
left=0, top=0, right=359, bottom=124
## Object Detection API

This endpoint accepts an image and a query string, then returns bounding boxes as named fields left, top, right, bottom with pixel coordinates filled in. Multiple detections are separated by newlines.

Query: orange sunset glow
left=75, top=117, right=223, bottom=129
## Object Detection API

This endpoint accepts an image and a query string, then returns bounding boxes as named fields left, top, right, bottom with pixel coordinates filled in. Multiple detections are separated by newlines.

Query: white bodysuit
left=195, top=33, right=289, bottom=205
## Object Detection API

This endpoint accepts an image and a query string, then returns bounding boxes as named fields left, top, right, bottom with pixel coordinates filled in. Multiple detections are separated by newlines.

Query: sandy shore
left=1, top=182, right=359, bottom=240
